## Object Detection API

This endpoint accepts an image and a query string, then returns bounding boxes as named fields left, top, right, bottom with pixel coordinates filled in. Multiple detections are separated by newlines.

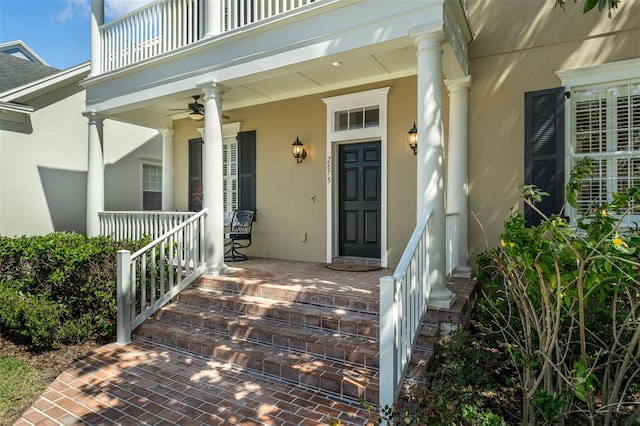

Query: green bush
left=477, top=159, right=640, bottom=425
left=0, top=233, right=144, bottom=348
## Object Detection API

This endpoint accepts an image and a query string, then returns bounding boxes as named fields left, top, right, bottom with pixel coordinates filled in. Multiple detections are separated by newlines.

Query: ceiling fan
left=169, top=95, right=230, bottom=120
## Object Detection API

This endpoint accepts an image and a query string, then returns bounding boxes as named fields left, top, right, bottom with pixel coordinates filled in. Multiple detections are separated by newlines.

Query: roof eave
left=0, top=62, right=91, bottom=103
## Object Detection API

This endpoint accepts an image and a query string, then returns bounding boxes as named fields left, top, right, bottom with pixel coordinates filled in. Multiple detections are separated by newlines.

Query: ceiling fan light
left=189, top=111, right=204, bottom=120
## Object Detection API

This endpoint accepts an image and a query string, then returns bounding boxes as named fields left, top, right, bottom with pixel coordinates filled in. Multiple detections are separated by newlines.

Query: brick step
left=133, top=319, right=379, bottom=404
left=156, top=302, right=379, bottom=369
left=196, top=274, right=380, bottom=314
left=424, top=283, right=477, bottom=325
left=413, top=321, right=439, bottom=351
left=177, top=286, right=380, bottom=339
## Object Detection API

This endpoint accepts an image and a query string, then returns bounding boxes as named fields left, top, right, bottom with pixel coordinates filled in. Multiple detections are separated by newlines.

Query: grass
left=0, top=356, right=46, bottom=425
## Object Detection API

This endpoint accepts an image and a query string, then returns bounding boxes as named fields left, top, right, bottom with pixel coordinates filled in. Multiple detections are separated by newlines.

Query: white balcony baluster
left=98, top=0, right=317, bottom=72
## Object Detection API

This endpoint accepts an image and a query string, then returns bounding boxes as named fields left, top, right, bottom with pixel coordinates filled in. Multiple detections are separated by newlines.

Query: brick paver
left=16, top=340, right=377, bottom=425
left=15, top=258, right=389, bottom=425
left=15, top=258, right=475, bottom=425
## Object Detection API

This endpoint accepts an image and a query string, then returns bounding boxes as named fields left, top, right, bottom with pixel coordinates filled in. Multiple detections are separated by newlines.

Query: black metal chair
left=224, top=210, right=255, bottom=261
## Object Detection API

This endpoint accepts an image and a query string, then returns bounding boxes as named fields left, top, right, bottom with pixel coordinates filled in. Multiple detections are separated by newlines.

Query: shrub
left=477, top=159, right=640, bottom=425
left=0, top=233, right=144, bottom=348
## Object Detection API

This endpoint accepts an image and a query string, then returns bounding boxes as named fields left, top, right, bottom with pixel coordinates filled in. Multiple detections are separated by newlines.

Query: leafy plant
left=477, top=158, right=640, bottom=425
left=0, top=233, right=145, bottom=348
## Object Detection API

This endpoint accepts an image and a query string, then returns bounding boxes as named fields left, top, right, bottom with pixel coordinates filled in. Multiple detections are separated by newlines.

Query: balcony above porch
left=85, top=0, right=472, bottom=128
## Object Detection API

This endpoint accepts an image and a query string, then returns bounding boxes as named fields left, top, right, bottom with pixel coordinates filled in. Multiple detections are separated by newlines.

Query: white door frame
left=322, top=87, right=390, bottom=267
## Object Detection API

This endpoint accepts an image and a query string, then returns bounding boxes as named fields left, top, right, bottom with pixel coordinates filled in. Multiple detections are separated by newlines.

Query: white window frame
left=322, top=87, right=390, bottom=266
left=222, top=122, right=242, bottom=224
left=140, top=160, right=163, bottom=211
left=557, top=59, right=640, bottom=226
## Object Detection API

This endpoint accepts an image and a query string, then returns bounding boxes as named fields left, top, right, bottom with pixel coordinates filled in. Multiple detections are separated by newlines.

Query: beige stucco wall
left=466, top=0, right=640, bottom=265
left=172, top=76, right=428, bottom=267
left=0, top=85, right=161, bottom=236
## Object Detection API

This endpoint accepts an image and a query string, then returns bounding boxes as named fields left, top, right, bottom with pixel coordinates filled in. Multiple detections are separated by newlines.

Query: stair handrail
left=116, top=208, right=208, bottom=345
left=379, top=207, right=433, bottom=411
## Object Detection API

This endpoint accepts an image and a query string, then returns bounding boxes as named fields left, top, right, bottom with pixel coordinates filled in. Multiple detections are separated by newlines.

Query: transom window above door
left=334, top=106, right=380, bottom=131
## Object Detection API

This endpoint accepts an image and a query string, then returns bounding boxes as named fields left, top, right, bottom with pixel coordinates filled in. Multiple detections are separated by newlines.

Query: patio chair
left=224, top=210, right=255, bottom=261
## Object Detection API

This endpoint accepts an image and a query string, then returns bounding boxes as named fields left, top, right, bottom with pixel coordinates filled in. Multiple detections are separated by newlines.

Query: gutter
left=0, top=101, right=34, bottom=114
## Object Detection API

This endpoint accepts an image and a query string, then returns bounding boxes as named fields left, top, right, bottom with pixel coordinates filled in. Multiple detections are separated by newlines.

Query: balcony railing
left=99, top=0, right=317, bottom=73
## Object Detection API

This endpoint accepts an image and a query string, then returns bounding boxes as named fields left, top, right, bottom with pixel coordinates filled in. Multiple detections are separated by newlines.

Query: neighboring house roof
left=0, top=40, right=89, bottom=114
left=0, top=40, right=50, bottom=66
left=0, top=51, right=60, bottom=93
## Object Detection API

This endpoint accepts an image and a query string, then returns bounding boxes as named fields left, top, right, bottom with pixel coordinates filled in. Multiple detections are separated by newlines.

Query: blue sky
left=0, top=0, right=153, bottom=70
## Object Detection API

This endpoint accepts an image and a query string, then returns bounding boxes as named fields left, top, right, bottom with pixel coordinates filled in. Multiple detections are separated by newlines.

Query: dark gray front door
left=338, top=141, right=381, bottom=258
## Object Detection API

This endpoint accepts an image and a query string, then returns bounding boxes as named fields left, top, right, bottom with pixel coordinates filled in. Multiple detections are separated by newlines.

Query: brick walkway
left=15, top=258, right=475, bottom=426
left=16, top=258, right=387, bottom=426
left=16, top=340, right=377, bottom=426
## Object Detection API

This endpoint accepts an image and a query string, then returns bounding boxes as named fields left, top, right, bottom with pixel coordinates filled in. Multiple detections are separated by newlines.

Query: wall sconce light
left=407, top=122, right=418, bottom=155
left=292, top=136, right=307, bottom=164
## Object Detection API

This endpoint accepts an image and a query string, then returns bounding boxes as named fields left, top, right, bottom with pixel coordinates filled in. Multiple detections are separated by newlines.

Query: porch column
left=84, top=112, right=104, bottom=237
left=412, top=29, right=455, bottom=309
left=204, top=0, right=222, bottom=36
left=202, top=83, right=227, bottom=275
left=160, top=128, right=174, bottom=211
left=90, top=0, right=104, bottom=76
left=445, top=77, right=472, bottom=275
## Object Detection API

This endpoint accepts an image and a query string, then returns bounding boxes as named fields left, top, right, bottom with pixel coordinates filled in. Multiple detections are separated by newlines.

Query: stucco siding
left=466, top=0, right=640, bottom=265
left=0, top=88, right=161, bottom=236
left=172, top=76, right=425, bottom=267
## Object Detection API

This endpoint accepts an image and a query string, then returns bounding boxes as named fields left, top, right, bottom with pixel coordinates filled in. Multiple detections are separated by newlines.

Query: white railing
left=445, top=212, right=459, bottom=277
left=379, top=208, right=433, bottom=411
left=99, top=211, right=196, bottom=241
left=101, top=0, right=204, bottom=72
left=224, top=0, right=316, bottom=31
left=99, top=0, right=316, bottom=73
left=116, top=208, right=207, bottom=345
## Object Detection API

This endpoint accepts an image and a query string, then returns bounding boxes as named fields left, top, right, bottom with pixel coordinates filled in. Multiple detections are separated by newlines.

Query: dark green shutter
left=524, top=87, right=565, bottom=226
left=237, top=130, right=256, bottom=214
left=188, top=138, right=203, bottom=212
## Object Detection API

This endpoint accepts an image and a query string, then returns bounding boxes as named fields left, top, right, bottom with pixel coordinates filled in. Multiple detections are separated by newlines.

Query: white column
left=202, top=83, right=227, bottom=275
left=90, top=0, right=104, bottom=76
left=160, top=128, right=174, bottom=211
left=412, top=29, right=454, bottom=308
left=445, top=77, right=472, bottom=275
left=84, top=112, right=104, bottom=237
left=205, top=0, right=222, bottom=36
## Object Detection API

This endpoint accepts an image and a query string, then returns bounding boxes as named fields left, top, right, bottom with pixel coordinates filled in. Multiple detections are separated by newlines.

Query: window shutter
left=237, top=130, right=256, bottom=213
left=188, top=138, right=203, bottom=212
left=524, top=87, right=565, bottom=226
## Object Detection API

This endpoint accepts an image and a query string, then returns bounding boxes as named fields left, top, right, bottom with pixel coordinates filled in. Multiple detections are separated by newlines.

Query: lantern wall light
left=292, top=136, right=307, bottom=164
left=408, top=122, right=418, bottom=155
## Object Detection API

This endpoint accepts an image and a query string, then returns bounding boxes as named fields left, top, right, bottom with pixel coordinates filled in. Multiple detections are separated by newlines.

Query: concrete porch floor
left=15, top=258, right=475, bottom=426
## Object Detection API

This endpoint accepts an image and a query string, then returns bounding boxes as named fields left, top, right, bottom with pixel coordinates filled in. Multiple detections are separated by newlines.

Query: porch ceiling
left=129, top=44, right=418, bottom=125
left=87, top=0, right=472, bottom=129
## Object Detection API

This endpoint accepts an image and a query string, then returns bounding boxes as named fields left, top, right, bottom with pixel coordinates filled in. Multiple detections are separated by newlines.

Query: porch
left=17, top=258, right=477, bottom=426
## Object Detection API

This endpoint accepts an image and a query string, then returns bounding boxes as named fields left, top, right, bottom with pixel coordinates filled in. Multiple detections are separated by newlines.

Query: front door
left=338, top=141, right=381, bottom=258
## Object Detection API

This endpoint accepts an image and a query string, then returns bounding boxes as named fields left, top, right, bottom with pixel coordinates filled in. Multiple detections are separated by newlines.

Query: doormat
left=326, top=263, right=382, bottom=272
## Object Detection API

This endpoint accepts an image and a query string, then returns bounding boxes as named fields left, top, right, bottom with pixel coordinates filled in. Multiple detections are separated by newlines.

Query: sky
left=0, top=0, right=154, bottom=70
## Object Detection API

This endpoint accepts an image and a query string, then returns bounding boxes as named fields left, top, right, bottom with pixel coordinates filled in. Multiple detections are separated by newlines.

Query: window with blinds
left=572, top=81, right=640, bottom=223
left=142, top=163, right=162, bottom=210
left=222, top=136, right=238, bottom=219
